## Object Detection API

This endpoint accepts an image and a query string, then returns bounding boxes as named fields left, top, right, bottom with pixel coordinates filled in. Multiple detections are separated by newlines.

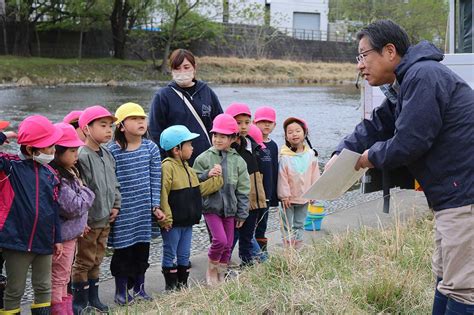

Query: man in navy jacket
left=327, top=20, right=474, bottom=314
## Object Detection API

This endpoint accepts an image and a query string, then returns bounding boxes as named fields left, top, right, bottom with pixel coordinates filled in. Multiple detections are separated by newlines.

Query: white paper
left=302, top=149, right=368, bottom=200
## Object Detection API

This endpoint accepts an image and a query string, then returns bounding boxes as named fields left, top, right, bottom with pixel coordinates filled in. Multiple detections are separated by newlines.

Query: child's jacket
left=193, top=147, right=250, bottom=221
left=57, top=169, right=95, bottom=241
left=160, top=157, right=223, bottom=228
left=0, top=150, right=61, bottom=255
left=277, top=145, right=320, bottom=205
left=77, top=145, right=121, bottom=228
left=232, top=136, right=267, bottom=210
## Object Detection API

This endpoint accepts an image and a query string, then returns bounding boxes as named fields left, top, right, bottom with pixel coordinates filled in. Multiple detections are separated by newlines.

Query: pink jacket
left=277, top=145, right=320, bottom=205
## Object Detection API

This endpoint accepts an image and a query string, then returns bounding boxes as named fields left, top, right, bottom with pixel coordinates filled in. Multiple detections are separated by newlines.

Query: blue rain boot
left=445, top=298, right=474, bottom=314
left=88, top=278, right=109, bottom=312
left=114, top=276, right=134, bottom=306
left=133, top=274, right=152, bottom=301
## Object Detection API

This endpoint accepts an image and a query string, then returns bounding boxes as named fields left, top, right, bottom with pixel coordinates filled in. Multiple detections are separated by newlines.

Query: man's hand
left=355, top=150, right=374, bottom=171
left=4, top=131, right=17, bottom=139
left=324, top=154, right=338, bottom=173
left=235, top=220, right=244, bottom=228
left=208, top=164, right=222, bottom=177
left=54, top=243, right=63, bottom=261
left=109, top=208, right=119, bottom=223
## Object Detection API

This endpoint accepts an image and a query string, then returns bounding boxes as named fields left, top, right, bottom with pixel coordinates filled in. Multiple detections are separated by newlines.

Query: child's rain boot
left=0, top=308, right=20, bottom=314
left=114, top=276, right=134, bottom=306
left=177, top=265, right=191, bottom=289
left=134, top=274, right=152, bottom=300
left=62, top=294, right=74, bottom=315
left=162, top=267, right=178, bottom=291
left=71, top=281, right=89, bottom=315
left=206, top=260, right=220, bottom=286
left=88, top=278, right=109, bottom=312
left=51, top=300, right=65, bottom=315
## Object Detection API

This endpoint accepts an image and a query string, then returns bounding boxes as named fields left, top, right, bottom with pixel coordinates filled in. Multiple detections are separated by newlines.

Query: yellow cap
left=115, top=102, right=147, bottom=125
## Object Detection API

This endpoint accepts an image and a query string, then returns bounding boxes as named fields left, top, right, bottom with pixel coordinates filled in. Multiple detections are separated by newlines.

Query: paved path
left=20, top=190, right=429, bottom=314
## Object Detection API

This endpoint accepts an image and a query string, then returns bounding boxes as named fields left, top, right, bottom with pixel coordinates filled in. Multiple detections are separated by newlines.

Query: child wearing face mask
left=49, top=123, right=95, bottom=315
left=71, top=105, right=121, bottom=314
left=107, top=103, right=165, bottom=305
left=0, top=116, right=63, bottom=315
left=278, top=117, right=320, bottom=248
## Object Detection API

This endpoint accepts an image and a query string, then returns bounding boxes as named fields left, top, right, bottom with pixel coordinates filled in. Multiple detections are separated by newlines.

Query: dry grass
left=112, top=215, right=435, bottom=314
left=0, top=56, right=356, bottom=86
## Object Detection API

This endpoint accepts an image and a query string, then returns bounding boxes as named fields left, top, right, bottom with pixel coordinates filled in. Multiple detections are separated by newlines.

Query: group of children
left=0, top=101, right=320, bottom=314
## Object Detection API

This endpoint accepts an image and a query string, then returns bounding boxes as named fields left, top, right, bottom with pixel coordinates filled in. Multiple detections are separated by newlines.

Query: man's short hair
left=357, top=19, right=411, bottom=57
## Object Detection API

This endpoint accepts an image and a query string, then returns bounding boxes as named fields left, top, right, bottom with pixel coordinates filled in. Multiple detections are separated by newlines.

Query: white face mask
left=33, top=152, right=55, bottom=165
left=172, top=70, right=194, bottom=87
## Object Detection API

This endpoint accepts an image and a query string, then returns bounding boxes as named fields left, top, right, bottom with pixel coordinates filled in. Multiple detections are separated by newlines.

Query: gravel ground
left=21, top=189, right=385, bottom=304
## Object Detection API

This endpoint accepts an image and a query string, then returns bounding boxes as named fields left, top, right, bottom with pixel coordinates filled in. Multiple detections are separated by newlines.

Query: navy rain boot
left=114, top=276, right=134, bottom=305
left=88, top=278, right=109, bottom=312
left=133, top=274, right=152, bottom=301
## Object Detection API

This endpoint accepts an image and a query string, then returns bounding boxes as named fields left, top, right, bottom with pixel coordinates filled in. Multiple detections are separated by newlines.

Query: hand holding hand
left=355, top=150, right=374, bottom=171
left=83, top=225, right=91, bottom=236
left=235, top=220, right=244, bottom=228
left=208, top=164, right=222, bottom=177
left=153, top=207, right=166, bottom=221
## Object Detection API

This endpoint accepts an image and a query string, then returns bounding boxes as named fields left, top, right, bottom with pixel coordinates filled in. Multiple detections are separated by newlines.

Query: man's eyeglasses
left=356, top=48, right=377, bottom=64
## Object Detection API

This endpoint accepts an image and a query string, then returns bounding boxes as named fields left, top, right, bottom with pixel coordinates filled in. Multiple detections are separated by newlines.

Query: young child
left=0, top=115, right=63, bottom=315
left=71, top=105, right=121, bottom=314
left=107, top=102, right=165, bottom=305
left=253, top=106, right=279, bottom=255
left=63, top=110, right=86, bottom=142
left=193, top=114, right=250, bottom=285
left=225, top=103, right=267, bottom=266
left=159, top=125, right=223, bottom=290
left=278, top=117, right=320, bottom=247
left=50, top=123, right=95, bottom=315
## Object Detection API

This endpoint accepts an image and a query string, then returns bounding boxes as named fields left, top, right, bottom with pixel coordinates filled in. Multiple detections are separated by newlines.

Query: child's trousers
left=280, top=203, right=308, bottom=242
left=110, top=242, right=150, bottom=277
left=72, top=226, right=110, bottom=283
left=51, top=239, right=77, bottom=303
left=204, top=214, right=235, bottom=263
left=3, top=249, right=52, bottom=310
left=161, top=227, right=192, bottom=267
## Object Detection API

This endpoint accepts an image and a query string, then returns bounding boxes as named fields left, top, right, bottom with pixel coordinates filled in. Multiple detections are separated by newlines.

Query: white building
left=210, top=0, right=329, bottom=40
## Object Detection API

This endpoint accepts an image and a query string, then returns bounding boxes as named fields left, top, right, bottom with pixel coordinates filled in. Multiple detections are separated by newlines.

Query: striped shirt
left=108, top=139, right=161, bottom=249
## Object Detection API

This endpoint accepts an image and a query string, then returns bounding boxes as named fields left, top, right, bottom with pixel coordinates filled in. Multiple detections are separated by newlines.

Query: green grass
left=112, top=215, right=435, bottom=314
left=0, top=56, right=357, bottom=85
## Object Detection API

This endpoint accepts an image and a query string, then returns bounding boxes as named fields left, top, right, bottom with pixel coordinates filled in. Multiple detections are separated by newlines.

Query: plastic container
left=304, top=212, right=327, bottom=231
left=307, top=201, right=325, bottom=214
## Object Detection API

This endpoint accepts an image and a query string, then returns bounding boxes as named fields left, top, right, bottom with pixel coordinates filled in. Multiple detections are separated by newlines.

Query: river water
left=0, top=84, right=361, bottom=162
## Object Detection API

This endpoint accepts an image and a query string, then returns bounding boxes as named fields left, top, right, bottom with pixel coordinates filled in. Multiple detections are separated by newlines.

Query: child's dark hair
left=114, top=122, right=148, bottom=150
left=20, top=145, right=39, bottom=157
left=50, top=145, right=76, bottom=180
left=283, top=119, right=318, bottom=157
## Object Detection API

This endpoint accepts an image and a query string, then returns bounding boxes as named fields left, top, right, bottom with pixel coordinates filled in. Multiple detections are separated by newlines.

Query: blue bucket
left=304, top=213, right=326, bottom=231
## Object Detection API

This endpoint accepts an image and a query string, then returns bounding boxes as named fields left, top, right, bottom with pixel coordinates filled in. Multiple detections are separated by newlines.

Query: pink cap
left=225, top=102, right=251, bottom=118
left=283, top=117, right=308, bottom=132
left=17, top=115, right=63, bottom=148
left=63, top=110, right=83, bottom=124
left=79, top=105, right=117, bottom=129
left=248, top=124, right=266, bottom=149
left=0, top=120, right=9, bottom=130
left=210, top=114, right=239, bottom=135
left=55, top=122, right=85, bottom=147
left=254, top=106, right=276, bottom=123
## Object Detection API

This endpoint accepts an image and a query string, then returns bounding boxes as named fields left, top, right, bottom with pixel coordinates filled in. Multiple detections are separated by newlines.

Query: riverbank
left=0, top=56, right=356, bottom=86
left=110, top=190, right=432, bottom=314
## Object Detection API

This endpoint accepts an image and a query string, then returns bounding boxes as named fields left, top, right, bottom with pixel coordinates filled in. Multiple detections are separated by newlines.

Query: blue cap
left=160, top=125, right=200, bottom=151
